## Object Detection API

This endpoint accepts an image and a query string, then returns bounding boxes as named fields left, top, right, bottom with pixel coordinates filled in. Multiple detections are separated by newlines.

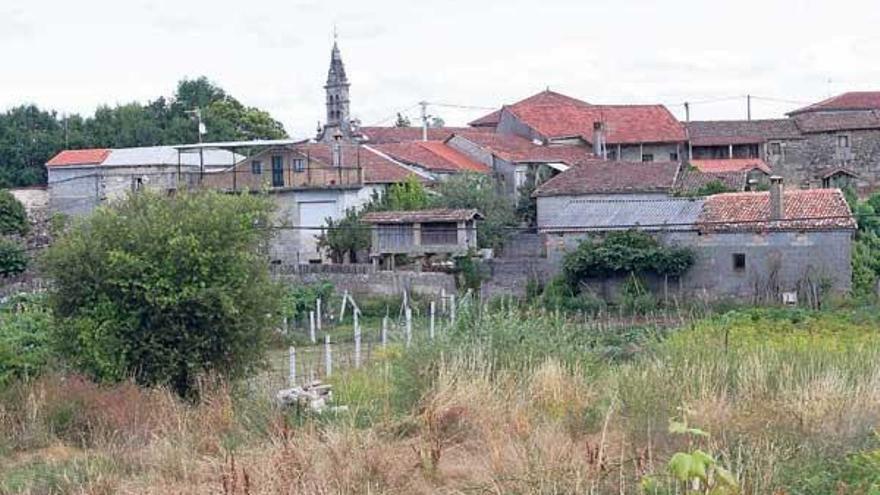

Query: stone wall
left=542, top=229, right=853, bottom=302
left=275, top=267, right=456, bottom=297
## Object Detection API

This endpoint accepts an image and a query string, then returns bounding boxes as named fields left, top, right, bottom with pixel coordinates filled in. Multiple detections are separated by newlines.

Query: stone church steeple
left=317, top=40, right=353, bottom=143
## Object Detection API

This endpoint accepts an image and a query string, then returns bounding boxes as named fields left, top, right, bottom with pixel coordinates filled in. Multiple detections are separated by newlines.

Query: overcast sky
left=3, top=0, right=880, bottom=139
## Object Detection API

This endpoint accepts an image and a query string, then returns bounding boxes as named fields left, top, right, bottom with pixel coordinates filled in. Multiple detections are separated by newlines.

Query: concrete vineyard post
left=450, top=294, right=456, bottom=326
left=309, top=311, right=316, bottom=344
left=288, top=346, right=296, bottom=387
left=316, top=298, right=322, bottom=331
left=324, top=334, right=332, bottom=377
left=405, top=307, right=412, bottom=348
left=430, top=301, right=436, bottom=340
left=354, top=310, right=361, bottom=368
left=382, top=316, right=388, bottom=347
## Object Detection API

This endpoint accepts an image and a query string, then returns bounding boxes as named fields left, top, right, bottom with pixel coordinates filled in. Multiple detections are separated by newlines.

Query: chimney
left=592, top=121, right=607, bottom=159
left=332, top=130, right=343, bottom=167
left=769, top=176, right=784, bottom=220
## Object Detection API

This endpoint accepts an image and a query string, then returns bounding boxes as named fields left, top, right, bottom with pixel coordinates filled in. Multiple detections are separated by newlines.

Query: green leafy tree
left=41, top=190, right=282, bottom=396
left=0, top=295, right=54, bottom=387
left=431, top=173, right=517, bottom=250
left=385, top=175, right=429, bottom=210
left=317, top=208, right=371, bottom=264
left=516, top=165, right=554, bottom=226
left=845, top=188, right=880, bottom=297
left=0, top=190, right=29, bottom=236
left=0, top=77, right=288, bottom=187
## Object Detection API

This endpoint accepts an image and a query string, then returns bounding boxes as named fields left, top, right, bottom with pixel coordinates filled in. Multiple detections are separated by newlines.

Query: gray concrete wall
left=541, top=229, right=852, bottom=301
left=276, top=269, right=456, bottom=297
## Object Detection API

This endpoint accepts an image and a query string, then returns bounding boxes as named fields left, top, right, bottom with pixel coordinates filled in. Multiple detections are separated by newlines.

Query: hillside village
left=39, top=40, right=869, bottom=304
left=7, top=6, right=880, bottom=492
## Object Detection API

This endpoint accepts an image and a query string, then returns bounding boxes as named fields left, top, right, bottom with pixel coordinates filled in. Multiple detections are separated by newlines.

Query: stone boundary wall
left=275, top=270, right=456, bottom=297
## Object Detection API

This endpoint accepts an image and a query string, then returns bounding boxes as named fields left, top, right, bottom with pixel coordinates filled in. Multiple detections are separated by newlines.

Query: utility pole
left=684, top=102, right=690, bottom=123
left=419, top=101, right=429, bottom=142
left=186, top=108, right=206, bottom=183
left=747, top=94, right=752, bottom=121
left=684, top=102, right=692, bottom=161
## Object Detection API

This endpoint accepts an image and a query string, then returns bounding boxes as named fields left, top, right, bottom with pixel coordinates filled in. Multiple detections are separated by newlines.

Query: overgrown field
left=3, top=303, right=880, bottom=494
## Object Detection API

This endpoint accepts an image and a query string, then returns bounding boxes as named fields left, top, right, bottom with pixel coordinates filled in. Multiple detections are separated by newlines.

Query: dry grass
left=3, top=309, right=880, bottom=494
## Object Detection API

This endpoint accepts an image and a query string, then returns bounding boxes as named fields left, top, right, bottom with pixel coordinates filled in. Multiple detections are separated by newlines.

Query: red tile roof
left=690, top=158, right=771, bottom=174
left=295, top=143, right=429, bottom=185
left=533, top=160, right=681, bottom=197
left=468, top=90, right=591, bottom=127
left=789, top=92, right=880, bottom=115
left=362, top=208, right=483, bottom=224
left=46, top=148, right=111, bottom=167
left=370, top=141, right=489, bottom=174
left=507, top=104, right=686, bottom=144
left=449, top=133, right=592, bottom=164
left=358, top=126, right=489, bottom=144
left=699, top=189, right=856, bottom=232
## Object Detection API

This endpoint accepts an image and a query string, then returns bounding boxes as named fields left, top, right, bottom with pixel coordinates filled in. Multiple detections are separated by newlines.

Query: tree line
left=0, top=77, right=288, bottom=187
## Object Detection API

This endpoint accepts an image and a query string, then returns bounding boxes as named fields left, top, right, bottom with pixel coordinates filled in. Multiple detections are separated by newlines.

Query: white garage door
left=299, top=201, right=337, bottom=259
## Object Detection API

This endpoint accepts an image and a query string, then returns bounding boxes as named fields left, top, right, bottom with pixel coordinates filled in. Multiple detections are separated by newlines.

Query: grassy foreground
left=2, top=305, right=880, bottom=494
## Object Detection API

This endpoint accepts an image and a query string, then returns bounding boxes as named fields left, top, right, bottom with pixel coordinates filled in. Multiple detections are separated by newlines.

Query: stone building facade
left=687, top=92, right=880, bottom=195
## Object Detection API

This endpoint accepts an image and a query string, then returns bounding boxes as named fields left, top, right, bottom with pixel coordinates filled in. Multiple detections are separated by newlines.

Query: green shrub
left=0, top=294, right=54, bottom=387
left=0, top=237, right=27, bottom=277
left=0, top=189, right=29, bottom=236
left=41, top=190, right=283, bottom=397
left=562, top=230, right=695, bottom=285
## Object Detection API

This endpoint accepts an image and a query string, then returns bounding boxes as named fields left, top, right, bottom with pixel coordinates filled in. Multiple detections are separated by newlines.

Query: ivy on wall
left=561, top=230, right=695, bottom=286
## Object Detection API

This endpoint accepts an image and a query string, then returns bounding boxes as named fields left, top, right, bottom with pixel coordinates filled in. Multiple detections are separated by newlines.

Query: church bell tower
left=317, top=40, right=353, bottom=142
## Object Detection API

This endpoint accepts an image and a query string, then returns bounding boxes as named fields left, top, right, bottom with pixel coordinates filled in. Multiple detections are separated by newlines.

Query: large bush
left=41, top=190, right=283, bottom=396
left=562, top=230, right=695, bottom=285
left=0, top=190, right=29, bottom=236
left=0, top=295, right=54, bottom=387
left=431, top=173, right=517, bottom=250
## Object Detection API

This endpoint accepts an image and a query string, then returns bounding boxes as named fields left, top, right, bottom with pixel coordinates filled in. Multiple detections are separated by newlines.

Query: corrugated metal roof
left=540, top=198, right=704, bottom=232
left=102, top=146, right=242, bottom=167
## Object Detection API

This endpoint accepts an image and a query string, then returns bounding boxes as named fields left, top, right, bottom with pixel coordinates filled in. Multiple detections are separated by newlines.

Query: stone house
left=686, top=92, right=880, bottom=195
left=535, top=172, right=856, bottom=302
left=361, top=209, right=482, bottom=269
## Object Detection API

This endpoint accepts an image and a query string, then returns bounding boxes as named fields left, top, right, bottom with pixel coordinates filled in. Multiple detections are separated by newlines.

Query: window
left=251, top=161, right=262, bottom=175
left=732, top=253, right=746, bottom=272
left=837, top=134, right=850, bottom=148
left=641, top=154, right=654, bottom=162
left=607, top=148, right=618, bottom=160
left=293, top=159, right=305, bottom=172
left=271, top=155, right=284, bottom=187
left=669, top=152, right=679, bottom=161
left=769, top=142, right=782, bottom=155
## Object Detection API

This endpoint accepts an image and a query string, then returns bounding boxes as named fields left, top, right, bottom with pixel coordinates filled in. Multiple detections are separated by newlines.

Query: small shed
left=361, top=209, right=482, bottom=265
